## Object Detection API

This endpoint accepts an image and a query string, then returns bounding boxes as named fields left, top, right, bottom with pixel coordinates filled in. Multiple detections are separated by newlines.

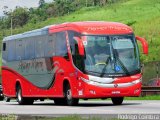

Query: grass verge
left=80, top=95, right=160, bottom=101
left=125, top=95, right=160, bottom=100
left=0, top=115, right=116, bottom=120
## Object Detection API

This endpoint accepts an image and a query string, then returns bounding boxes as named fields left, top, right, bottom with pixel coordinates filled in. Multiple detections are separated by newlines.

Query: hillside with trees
left=0, top=0, right=119, bottom=29
left=0, top=0, right=160, bottom=63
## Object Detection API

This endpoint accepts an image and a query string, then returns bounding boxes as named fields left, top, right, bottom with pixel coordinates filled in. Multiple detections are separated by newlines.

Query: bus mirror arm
left=74, top=37, right=85, bottom=56
left=136, top=36, right=148, bottom=55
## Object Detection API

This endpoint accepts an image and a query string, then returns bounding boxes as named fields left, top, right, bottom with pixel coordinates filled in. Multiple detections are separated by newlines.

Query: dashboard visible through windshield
left=83, top=34, right=140, bottom=77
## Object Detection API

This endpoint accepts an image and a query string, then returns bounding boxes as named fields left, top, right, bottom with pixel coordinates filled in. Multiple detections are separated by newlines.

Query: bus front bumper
left=76, top=77, right=142, bottom=98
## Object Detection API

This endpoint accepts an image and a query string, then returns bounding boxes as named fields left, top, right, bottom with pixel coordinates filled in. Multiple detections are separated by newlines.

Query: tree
left=93, top=0, right=99, bottom=6
left=46, top=3, right=57, bottom=17
left=100, top=0, right=107, bottom=6
left=39, top=0, right=45, bottom=8
left=3, top=6, right=9, bottom=15
left=54, top=0, right=72, bottom=16
left=11, top=7, right=29, bottom=28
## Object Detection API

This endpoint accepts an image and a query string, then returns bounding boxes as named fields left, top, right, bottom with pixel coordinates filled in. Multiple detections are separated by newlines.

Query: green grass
left=125, top=95, right=160, bottom=100
left=80, top=95, right=160, bottom=101
left=0, top=115, right=106, bottom=120
left=39, top=116, right=101, bottom=120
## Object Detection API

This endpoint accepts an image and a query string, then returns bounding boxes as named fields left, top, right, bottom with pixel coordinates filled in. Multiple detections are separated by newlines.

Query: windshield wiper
left=112, top=49, right=130, bottom=76
left=109, top=37, right=130, bottom=76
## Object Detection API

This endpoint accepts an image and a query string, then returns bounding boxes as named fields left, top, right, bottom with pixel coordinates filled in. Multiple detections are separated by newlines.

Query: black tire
left=4, top=96, right=10, bottom=102
left=111, top=97, right=124, bottom=105
left=54, top=98, right=67, bottom=105
left=40, top=98, right=45, bottom=101
left=16, top=85, right=33, bottom=105
left=64, top=84, right=79, bottom=106
left=0, top=97, right=4, bottom=101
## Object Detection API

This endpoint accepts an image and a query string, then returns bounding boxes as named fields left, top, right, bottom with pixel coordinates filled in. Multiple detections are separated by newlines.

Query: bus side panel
left=2, top=66, right=57, bottom=98
left=51, top=57, right=78, bottom=98
left=2, top=58, right=72, bottom=98
left=2, top=68, right=17, bottom=97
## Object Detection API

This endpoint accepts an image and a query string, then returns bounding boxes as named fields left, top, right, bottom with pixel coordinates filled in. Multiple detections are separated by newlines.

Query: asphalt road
left=0, top=100, right=160, bottom=116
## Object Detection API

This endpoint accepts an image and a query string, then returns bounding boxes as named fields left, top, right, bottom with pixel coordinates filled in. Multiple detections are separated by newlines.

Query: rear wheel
left=4, top=96, right=10, bottom=102
left=64, top=84, right=79, bottom=106
left=0, top=96, right=4, bottom=101
left=111, top=97, right=124, bottom=105
left=16, top=85, right=33, bottom=105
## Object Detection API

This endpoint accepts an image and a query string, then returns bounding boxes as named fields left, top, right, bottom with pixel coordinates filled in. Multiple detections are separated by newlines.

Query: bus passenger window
left=16, top=40, right=25, bottom=60
left=55, top=32, right=68, bottom=58
left=2, top=42, right=8, bottom=61
left=25, top=38, right=35, bottom=59
left=45, top=34, right=56, bottom=57
left=35, top=36, right=46, bottom=58
left=8, top=41, right=16, bottom=61
left=3, top=43, right=6, bottom=51
left=68, top=31, right=84, bottom=71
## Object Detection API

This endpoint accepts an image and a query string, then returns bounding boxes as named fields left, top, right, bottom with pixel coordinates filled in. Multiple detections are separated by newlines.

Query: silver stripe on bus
left=81, top=77, right=142, bottom=88
left=88, top=75, right=114, bottom=84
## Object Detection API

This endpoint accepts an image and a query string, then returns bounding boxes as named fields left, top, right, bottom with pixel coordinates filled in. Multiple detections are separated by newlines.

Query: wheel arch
left=15, top=81, right=21, bottom=93
left=63, top=79, right=70, bottom=96
left=63, top=77, right=77, bottom=98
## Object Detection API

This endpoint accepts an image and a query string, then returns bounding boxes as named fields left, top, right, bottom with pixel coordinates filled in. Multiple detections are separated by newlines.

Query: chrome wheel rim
left=18, top=89, right=22, bottom=102
left=67, top=89, right=72, bottom=100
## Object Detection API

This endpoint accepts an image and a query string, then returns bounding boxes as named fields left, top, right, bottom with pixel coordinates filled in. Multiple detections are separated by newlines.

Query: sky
left=0, top=0, right=53, bottom=16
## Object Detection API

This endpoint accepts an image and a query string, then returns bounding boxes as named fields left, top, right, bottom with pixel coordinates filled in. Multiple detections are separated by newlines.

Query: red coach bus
left=2, top=21, right=148, bottom=105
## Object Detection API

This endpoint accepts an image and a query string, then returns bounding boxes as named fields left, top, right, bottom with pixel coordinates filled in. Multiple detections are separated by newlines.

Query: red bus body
left=2, top=22, right=148, bottom=105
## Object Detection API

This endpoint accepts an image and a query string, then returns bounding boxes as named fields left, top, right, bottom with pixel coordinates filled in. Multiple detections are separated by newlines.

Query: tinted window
left=3, top=43, right=6, bottom=51
left=2, top=42, right=8, bottom=61
left=55, top=32, right=68, bottom=57
left=8, top=40, right=16, bottom=61
left=68, top=31, right=84, bottom=71
left=45, top=34, right=56, bottom=57
left=25, top=38, right=35, bottom=59
left=35, top=36, right=46, bottom=58
left=68, top=31, right=80, bottom=55
left=16, top=39, right=25, bottom=60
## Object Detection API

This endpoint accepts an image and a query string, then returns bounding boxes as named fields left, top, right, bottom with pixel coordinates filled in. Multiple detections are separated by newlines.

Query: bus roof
left=3, top=21, right=133, bottom=41
left=3, top=25, right=54, bottom=41
left=49, top=21, right=133, bottom=35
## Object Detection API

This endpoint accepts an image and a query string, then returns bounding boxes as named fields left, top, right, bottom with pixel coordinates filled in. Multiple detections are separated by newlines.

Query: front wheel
left=65, top=84, right=79, bottom=106
left=111, top=97, right=124, bottom=105
left=16, top=85, right=33, bottom=105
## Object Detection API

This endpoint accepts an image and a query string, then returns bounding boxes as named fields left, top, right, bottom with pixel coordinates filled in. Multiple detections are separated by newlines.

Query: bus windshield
left=83, top=34, right=140, bottom=77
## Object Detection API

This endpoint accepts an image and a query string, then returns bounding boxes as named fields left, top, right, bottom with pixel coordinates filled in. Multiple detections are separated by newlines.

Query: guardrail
left=141, top=86, right=160, bottom=96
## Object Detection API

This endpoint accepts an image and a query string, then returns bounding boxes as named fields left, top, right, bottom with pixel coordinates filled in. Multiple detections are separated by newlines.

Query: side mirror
left=136, top=36, right=148, bottom=55
left=73, top=37, right=85, bottom=56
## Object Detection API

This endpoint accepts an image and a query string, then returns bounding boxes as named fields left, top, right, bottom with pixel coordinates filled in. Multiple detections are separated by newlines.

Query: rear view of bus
left=2, top=21, right=148, bottom=106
